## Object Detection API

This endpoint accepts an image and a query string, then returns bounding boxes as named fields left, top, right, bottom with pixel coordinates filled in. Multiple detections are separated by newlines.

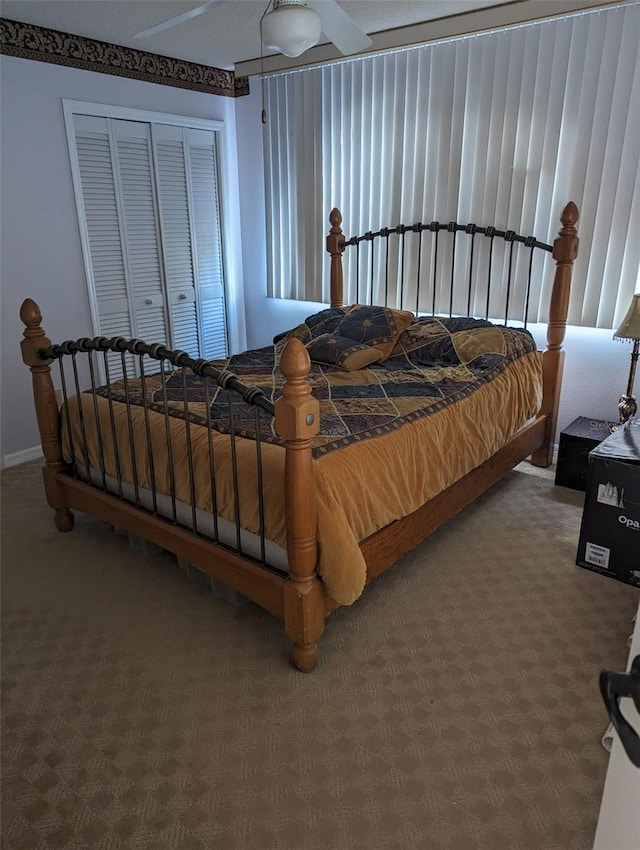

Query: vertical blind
left=264, top=2, right=640, bottom=329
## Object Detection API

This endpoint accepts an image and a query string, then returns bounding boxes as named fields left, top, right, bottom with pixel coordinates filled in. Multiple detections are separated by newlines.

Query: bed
left=20, top=200, right=579, bottom=671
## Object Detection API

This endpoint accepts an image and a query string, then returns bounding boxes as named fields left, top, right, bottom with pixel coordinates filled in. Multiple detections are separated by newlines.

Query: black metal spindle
left=120, top=351, right=140, bottom=507
left=504, top=236, right=515, bottom=325
left=384, top=232, right=390, bottom=307
left=254, top=407, right=266, bottom=565
left=367, top=236, right=374, bottom=306
left=87, top=350, right=107, bottom=490
left=399, top=228, right=406, bottom=310
left=524, top=245, right=535, bottom=329
left=160, top=358, right=178, bottom=524
left=58, top=359, right=77, bottom=478
left=139, top=354, right=158, bottom=514
left=203, top=377, right=220, bottom=541
left=103, top=350, right=123, bottom=499
left=449, top=225, right=457, bottom=318
left=432, top=229, right=439, bottom=317
left=228, top=395, right=242, bottom=553
left=182, top=369, right=198, bottom=534
left=71, top=352, right=90, bottom=471
left=415, top=229, right=423, bottom=315
left=467, top=231, right=476, bottom=318
left=485, top=235, right=495, bottom=320
left=355, top=243, right=360, bottom=304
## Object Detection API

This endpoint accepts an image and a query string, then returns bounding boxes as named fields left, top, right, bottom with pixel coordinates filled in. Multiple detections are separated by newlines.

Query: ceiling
left=1, top=0, right=525, bottom=70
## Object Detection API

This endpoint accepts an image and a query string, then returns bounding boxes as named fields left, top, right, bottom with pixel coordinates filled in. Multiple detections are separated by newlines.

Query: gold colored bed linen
left=62, top=350, right=541, bottom=606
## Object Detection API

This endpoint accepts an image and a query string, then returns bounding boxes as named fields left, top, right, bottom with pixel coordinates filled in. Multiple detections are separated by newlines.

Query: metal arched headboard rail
left=337, top=217, right=553, bottom=327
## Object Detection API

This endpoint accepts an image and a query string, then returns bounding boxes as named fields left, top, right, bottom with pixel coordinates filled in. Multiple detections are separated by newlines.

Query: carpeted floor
left=1, top=460, right=638, bottom=850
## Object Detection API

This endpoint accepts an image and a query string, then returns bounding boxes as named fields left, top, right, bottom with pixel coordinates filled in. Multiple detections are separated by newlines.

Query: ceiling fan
left=133, top=0, right=372, bottom=59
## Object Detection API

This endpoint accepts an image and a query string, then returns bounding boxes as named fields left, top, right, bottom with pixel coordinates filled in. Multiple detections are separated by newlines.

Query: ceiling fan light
left=261, top=3, right=322, bottom=58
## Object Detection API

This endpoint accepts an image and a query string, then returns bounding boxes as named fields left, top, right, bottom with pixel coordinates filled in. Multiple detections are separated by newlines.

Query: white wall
left=1, top=55, right=244, bottom=462
left=529, top=324, right=631, bottom=431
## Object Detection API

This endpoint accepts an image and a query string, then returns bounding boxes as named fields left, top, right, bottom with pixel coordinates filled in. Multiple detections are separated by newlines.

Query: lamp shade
left=614, top=293, right=640, bottom=340
left=262, top=2, right=322, bottom=58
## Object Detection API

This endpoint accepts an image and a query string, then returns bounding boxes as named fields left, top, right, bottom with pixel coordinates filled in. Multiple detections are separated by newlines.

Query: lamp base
left=611, top=394, right=638, bottom=431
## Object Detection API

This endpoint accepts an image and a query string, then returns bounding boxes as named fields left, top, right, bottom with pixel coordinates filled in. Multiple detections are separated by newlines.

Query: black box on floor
left=555, top=416, right=617, bottom=491
left=576, top=419, right=640, bottom=587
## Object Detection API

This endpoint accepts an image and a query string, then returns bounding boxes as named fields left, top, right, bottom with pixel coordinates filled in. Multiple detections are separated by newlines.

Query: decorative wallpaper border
left=0, top=18, right=250, bottom=98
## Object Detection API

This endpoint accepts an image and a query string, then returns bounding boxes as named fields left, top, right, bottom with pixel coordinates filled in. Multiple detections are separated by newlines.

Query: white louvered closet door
left=152, top=126, right=227, bottom=360
left=72, top=114, right=228, bottom=376
left=74, top=115, right=136, bottom=379
left=113, top=120, right=169, bottom=352
left=188, top=129, right=227, bottom=361
left=153, top=124, right=198, bottom=356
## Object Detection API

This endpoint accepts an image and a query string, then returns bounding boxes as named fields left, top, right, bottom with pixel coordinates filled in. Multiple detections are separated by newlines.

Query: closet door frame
left=62, top=99, right=239, bottom=356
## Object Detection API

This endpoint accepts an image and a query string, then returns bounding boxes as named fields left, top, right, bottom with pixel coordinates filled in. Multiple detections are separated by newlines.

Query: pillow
left=337, top=304, right=414, bottom=355
left=306, top=304, right=414, bottom=370
left=273, top=321, right=312, bottom=346
left=306, top=332, right=389, bottom=371
left=451, top=326, right=507, bottom=361
left=390, top=317, right=450, bottom=358
left=273, top=307, right=347, bottom=345
left=274, top=305, right=414, bottom=370
left=390, top=316, right=508, bottom=365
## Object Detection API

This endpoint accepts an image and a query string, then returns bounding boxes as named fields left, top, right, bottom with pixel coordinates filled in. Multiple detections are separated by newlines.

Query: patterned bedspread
left=113, top=315, right=538, bottom=458
left=72, top=312, right=542, bottom=606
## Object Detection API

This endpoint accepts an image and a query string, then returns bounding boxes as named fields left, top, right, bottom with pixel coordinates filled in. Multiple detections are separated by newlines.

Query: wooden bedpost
left=531, top=201, right=579, bottom=467
left=19, top=298, right=74, bottom=532
left=326, top=208, right=345, bottom=308
left=275, top=338, right=324, bottom=672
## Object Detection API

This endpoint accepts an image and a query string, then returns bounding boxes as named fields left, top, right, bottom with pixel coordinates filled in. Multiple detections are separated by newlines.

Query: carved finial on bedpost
left=327, top=208, right=345, bottom=309
left=275, top=338, right=324, bottom=672
left=531, top=202, right=580, bottom=468
left=19, top=299, right=74, bottom=532
left=548, top=201, right=579, bottom=352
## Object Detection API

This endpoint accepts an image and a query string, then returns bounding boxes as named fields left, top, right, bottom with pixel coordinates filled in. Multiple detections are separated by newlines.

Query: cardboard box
left=576, top=419, right=640, bottom=587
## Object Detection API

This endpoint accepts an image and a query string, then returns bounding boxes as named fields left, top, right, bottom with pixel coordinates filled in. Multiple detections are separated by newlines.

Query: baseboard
left=3, top=446, right=43, bottom=468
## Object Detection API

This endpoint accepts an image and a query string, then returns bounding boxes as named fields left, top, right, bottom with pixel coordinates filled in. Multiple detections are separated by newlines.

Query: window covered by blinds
left=72, top=115, right=228, bottom=378
left=263, top=3, right=640, bottom=329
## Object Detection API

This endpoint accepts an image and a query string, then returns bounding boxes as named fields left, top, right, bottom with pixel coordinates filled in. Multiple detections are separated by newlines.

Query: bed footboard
left=20, top=299, right=327, bottom=672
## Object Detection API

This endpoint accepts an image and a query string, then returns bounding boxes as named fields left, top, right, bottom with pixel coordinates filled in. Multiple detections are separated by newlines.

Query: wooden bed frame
left=20, top=201, right=579, bottom=672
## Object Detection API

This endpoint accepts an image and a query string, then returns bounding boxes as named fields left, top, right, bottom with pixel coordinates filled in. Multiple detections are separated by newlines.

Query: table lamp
left=613, top=293, right=640, bottom=428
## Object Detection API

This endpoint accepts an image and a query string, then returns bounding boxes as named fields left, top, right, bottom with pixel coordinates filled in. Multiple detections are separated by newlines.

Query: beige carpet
left=1, top=461, right=638, bottom=850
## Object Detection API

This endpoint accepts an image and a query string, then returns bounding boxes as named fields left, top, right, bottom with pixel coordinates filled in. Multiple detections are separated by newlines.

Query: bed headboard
left=327, top=202, right=579, bottom=467
left=326, top=203, right=579, bottom=333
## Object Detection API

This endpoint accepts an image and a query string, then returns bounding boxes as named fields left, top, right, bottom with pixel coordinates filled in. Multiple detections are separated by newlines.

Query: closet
left=70, top=113, right=227, bottom=378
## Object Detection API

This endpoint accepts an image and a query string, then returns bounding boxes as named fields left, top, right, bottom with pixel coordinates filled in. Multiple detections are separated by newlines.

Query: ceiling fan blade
left=132, top=0, right=226, bottom=39
left=307, top=0, right=372, bottom=56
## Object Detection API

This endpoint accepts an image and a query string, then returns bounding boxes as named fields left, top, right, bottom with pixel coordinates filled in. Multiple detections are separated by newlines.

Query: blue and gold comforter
left=66, top=314, right=543, bottom=605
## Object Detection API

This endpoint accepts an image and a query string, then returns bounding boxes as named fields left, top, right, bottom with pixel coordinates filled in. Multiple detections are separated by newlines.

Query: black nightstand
left=555, top=416, right=617, bottom=491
